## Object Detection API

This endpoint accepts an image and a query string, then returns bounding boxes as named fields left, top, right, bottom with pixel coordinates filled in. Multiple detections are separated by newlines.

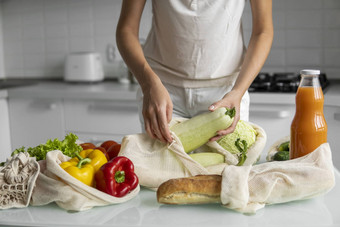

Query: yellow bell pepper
left=60, top=154, right=95, bottom=186
left=79, top=149, right=108, bottom=172
left=60, top=149, right=107, bottom=187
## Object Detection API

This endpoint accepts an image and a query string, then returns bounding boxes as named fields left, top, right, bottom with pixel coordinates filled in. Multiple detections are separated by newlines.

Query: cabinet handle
left=88, top=103, right=138, bottom=112
left=250, top=110, right=291, bottom=118
left=334, top=113, right=340, bottom=122
left=31, top=101, right=58, bottom=110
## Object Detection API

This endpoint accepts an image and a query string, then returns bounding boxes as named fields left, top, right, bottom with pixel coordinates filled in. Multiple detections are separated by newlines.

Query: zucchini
left=273, top=150, right=289, bottom=161
left=278, top=141, right=289, bottom=152
left=171, top=107, right=235, bottom=153
left=189, top=152, right=225, bottom=167
left=274, top=141, right=290, bottom=161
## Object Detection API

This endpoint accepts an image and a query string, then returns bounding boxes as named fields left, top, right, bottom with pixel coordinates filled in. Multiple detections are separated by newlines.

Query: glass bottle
left=290, top=69, right=327, bottom=159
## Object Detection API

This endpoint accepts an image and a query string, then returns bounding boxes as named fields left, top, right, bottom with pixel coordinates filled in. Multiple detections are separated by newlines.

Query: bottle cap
left=300, top=69, right=320, bottom=75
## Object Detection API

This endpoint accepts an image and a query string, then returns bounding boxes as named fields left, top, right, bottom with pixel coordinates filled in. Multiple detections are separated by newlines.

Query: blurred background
left=0, top=0, right=339, bottom=80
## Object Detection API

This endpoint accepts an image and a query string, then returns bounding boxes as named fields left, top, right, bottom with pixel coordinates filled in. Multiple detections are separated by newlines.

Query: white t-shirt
left=143, top=0, right=246, bottom=88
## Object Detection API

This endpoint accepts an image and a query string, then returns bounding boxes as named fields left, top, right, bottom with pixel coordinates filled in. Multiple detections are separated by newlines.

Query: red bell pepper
left=95, top=156, right=138, bottom=197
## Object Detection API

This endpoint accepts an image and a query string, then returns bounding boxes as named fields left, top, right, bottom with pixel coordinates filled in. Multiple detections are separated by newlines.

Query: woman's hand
left=208, top=90, right=243, bottom=141
left=142, top=81, right=173, bottom=144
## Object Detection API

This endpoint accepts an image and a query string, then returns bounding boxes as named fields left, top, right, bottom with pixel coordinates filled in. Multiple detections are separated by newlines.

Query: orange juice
left=290, top=70, right=327, bottom=159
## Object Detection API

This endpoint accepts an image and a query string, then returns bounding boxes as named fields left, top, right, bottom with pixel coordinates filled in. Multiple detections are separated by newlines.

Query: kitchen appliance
left=249, top=72, right=330, bottom=93
left=64, top=52, right=104, bottom=82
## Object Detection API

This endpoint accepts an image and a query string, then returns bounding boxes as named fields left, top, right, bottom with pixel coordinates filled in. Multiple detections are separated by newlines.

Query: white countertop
left=1, top=168, right=339, bottom=227
left=1, top=80, right=340, bottom=227
left=6, top=81, right=140, bottom=101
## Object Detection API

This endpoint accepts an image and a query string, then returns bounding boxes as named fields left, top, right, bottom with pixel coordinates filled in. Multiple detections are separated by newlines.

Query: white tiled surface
left=0, top=0, right=339, bottom=79
left=0, top=0, right=152, bottom=79
left=242, top=0, right=340, bottom=78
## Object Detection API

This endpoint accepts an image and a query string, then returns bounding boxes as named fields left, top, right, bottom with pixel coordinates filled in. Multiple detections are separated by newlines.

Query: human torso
left=143, top=0, right=246, bottom=88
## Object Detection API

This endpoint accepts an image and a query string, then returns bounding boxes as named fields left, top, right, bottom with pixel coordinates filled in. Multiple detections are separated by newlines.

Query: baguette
left=157, top=175, right=222, bottom=205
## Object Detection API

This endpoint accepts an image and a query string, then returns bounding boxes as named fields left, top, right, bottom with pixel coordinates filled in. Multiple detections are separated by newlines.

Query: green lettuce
left=217, top=120, right=257, bottom=155
left=11, top=133, right=82, bottom=161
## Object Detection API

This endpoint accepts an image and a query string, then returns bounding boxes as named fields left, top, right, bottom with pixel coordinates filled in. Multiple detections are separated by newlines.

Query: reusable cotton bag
left=119, top=118, right=335, bottom=213
left=119, top=119, right=267, bottom=190
left=221, top=143, right=335, bottom=213
left=30, top=150, right=140, bottom=211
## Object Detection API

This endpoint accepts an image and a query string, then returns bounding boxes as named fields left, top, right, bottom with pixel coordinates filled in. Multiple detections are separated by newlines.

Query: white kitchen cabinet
left=63, top=99, right=141, bottom=144
left=249, top=102, right=295, bottom=160
left=0, top=97, right=12, bottom=162
left=8, top=98, right=65, bottom=150
left=324, top=105, right=340, bottom=169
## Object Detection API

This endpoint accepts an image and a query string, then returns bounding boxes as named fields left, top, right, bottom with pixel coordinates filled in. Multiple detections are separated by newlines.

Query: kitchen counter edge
left=1, top=80, right=340, bottom=106
left=5, top=81, right=140, bottom=102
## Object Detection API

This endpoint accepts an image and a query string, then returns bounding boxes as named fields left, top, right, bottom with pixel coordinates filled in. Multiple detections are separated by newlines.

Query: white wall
left=243, top=0, right=340, bottom=78
left=1, top=0, right=340, bottom=79
left=0, top=1, right=5, bottom=79
left=1, top=0, right=152, bottom=79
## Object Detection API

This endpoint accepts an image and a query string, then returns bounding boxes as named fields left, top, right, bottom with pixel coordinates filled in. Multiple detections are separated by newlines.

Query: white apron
left=137, top=84, right=250, bottom=131
left=143, top=0, right=247, bottom=88
left=138, top=0, right=249, bottom=128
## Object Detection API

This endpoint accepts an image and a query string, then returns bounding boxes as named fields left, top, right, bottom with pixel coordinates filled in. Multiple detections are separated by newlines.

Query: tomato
left=80, top=143, right=96, bottom=150
left=107, top=144, right=121, bottom=160
left=100, top=140, right=118, bottom=151
left=94, top=147, right=110, bottom=161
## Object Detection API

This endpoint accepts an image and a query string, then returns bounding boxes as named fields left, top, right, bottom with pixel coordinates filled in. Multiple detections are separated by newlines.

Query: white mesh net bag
left=0, top=152, right=40, bottom=209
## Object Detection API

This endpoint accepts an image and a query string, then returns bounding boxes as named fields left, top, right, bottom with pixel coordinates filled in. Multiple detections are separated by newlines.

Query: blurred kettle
left=64, top=52, right=104, bottom=82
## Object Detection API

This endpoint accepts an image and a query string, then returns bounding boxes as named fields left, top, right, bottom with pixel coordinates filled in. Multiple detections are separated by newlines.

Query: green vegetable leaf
left=217, top=120, right=256, bottom=154
left=273, top=150, right=289, bottom=161
left=235, top=138, right=248, bottom=166
left=11, top=133, right=82, bottom=161
left=225, top=107, right=236, bottom=118
left=11, top=146, right=25, bottom=156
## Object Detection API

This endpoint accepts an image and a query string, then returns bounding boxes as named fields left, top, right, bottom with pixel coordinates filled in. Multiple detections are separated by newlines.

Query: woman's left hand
left=208, top=90, right=243, bottom=141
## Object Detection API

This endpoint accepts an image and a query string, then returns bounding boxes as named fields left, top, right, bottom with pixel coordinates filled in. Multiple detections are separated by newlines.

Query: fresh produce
left=11, top=133, right=82, bottom=161
left=98, top=139, right=121, bottom=160
left=106, top=144, right=121, bottom=160
left=274, top=150, right=289, bottom=161
left=60, top=148, right=108, bottom=186
left=80, top=143, right=96, bottom=150
left=273, top=141, right=290, bottom=161
left=189, top=152, right=225, bottom=167
left=77, top=148, right=108, bottom=172
left=278, top=141, right=289, bottom=152
left=95, top=156, right=139, bottom=197
left=216, top=120, right=257, bottom=165
left=170, top=107, right=236, bottom=153
left=235, top=138, right=248, bottom=166
left=60, top=152, right=95, bottom=186
left=100, top=140, right=118, bottom=151
left=217, top=120, right=257, bottom=154
left=94, top=146, right=110, bottom=161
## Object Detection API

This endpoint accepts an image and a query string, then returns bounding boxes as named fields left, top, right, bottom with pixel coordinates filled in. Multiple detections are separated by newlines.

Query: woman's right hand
left=142, top=81, right=173, bottom=144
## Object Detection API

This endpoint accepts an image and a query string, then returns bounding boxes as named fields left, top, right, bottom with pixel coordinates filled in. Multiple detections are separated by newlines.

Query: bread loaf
left=157, top=175, right=222, bottom=205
